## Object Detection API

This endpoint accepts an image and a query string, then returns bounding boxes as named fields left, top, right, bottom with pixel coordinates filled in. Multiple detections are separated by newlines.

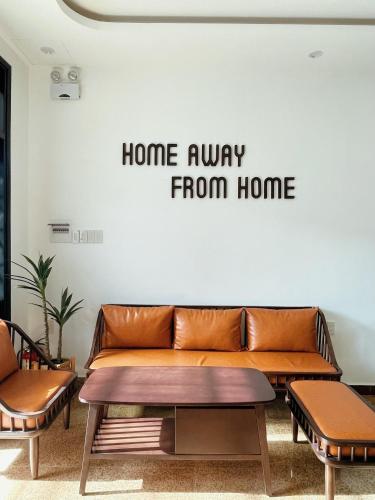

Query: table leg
left=79, top=404, right=101, bottom=495
left=325, top=464, right=335, bottom=500
left=291, top=412, right=298, bottom=443
left=256, top=405, right=272, bottom=497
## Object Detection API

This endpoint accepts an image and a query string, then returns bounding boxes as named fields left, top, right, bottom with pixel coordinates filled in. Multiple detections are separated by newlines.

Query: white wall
left=27, top=56, right=375, bottom=383
left=0, top=32, right=29, bottom=327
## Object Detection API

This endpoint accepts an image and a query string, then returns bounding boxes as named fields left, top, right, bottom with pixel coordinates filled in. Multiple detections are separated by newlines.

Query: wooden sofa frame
left=85, top=305, right=342, bottom=390
left=286, top=383, right=375, bottom=499
left=0, top=321, right=77, bottom=478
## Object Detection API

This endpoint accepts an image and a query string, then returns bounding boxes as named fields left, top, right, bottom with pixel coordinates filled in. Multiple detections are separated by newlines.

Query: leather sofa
left=86, top=305, right=342, bottom=389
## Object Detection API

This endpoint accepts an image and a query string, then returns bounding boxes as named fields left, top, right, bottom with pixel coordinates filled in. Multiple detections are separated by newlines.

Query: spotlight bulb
left=50, top=69, right=62, bottom=83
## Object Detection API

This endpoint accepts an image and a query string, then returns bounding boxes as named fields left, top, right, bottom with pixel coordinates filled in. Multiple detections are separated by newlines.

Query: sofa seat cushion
left=174, top=308, right=242, bottom=351
left=0, top=370, right=75, bottom=430
left=0, top=321, right=19, bottom=383
left=90, top=349, right=337, bottom=375
left=246, top=308, right=318, bottom=352
left=102, top=305, right=174, bottom=349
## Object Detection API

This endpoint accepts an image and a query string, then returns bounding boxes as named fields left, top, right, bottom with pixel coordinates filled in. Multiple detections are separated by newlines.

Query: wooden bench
left=286, top=380, right=375, bottom=500
left=0, top=320, right=77, bottom=478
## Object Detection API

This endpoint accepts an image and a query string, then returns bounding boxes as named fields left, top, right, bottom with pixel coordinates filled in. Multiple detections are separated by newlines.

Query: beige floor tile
left=0, top=396, right=374, bottom=499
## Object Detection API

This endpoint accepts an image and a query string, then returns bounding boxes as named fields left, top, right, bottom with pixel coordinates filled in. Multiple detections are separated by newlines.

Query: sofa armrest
left=316, top=309, right=341, bottom=375
left=84, top=308, right=105, bottom=369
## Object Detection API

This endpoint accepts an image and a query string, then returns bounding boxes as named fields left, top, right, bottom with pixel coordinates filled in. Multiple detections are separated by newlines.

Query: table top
left=79, top=366, right=276, bottom=406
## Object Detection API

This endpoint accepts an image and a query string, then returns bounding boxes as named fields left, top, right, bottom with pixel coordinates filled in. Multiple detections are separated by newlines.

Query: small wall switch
left=327, top=321, right=335, bottom=336
left=80, top=230, right=88, bottom=243
left=94, top=230, right=103, bottom=243
left=72, top=230, right=80, bottom=244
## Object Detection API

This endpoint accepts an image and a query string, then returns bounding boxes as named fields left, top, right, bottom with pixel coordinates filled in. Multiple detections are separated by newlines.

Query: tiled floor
left=0, top=396, right=374, bottom=499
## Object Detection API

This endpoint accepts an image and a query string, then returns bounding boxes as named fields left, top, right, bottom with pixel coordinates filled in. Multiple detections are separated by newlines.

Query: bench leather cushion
left=174, top=308, right=242, bottom=351
left=0, top=321, right=19, bottom=383
left=246, top=308, right=318, bottom=352
left=102, top=305, right=174, bottom=348
left=0, top=370, right=75, bottom=430
left=290, top=380, right=375, bottom=444
left=90, top=349, right=337, bottom=374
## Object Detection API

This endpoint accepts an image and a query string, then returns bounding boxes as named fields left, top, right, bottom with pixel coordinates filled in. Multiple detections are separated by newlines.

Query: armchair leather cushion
left=0, top=321, right=19, bottom=383
left=0, top=370, right=75, bottom=430
left=246, top=308, right=318, bottom=352
left=102, top=305, right=174, bottom=348
left=174, top=308, right=242, bottom=351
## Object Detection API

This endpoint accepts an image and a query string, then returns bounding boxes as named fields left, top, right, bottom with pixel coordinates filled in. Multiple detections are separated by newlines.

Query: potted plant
left=45, top=287, right=83, bottom=369
left=10, top=255, right=54, bottom=359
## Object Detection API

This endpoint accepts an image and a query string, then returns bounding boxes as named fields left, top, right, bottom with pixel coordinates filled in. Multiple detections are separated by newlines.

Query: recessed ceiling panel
left=63, top=0, right=375, bottom=20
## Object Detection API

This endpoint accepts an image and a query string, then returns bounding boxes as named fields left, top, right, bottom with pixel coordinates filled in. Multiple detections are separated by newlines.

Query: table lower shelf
left=91, top=416, right=262, bottom=460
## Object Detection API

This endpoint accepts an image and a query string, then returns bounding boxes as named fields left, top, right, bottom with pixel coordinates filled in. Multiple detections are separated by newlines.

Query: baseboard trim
left=351, top=385, right=375, bottom=396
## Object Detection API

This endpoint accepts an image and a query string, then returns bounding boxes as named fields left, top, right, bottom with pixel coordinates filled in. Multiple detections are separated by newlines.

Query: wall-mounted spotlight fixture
left=67, top=67, right=79, bottom=81
left=50, top=67, right=62, bottom=82
left=50, top=66, right=81, bottom=101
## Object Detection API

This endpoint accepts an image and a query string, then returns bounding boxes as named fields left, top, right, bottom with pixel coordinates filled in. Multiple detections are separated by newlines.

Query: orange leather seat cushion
left=174, top=308, right=242, bottom=351
left=246, top=308, right=318, bottom=352
left=90, top=349, right=337, bottom=375
left=0, top=370, right=75, bottom=430
left=0, top=321, right=19, bottom=382
left=102, top=305, right=174, bottom=348
left=290, top=380, right=375, bottom=457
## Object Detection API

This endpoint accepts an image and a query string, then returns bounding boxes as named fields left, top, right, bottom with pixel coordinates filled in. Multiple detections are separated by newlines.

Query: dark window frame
left=0, top=55, right=11, bottom=320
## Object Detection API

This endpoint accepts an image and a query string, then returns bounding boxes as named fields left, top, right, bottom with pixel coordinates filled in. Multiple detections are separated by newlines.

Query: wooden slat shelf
left=91, top=417, right=175, bottom=455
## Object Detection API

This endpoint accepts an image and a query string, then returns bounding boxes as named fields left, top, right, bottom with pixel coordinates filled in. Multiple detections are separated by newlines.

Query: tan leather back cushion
left=0, top=320, right=19, bottom=382
left=246, top=308, right=318, bottom=352
left=102, top=305, right=174, bottom=348
left=174, top=308, right=242, bottom=351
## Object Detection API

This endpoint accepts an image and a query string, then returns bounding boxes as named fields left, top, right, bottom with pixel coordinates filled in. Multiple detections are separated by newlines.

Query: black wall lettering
left=188, top=144, right=199, bottom=166
left=171, top=176, right=182, bottom=198
left=122, top=142, right=133, bottom=165
left=234, top=145, right=245, bottom=167
left=147, top=144, right=166, bottom=165
left=167, top=144, right=178, bottom=166
left=202, top=144, right=220, bottom=166
left=284, top=177, right=296, bottom=199
left=237, top=177, right=248, bottom=199
left=264, top=177, right=282, bottom=199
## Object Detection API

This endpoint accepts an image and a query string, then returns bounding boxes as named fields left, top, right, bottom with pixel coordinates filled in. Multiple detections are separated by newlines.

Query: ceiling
left=63, top=0, right=375, bottom=18
left=0, top=0, right=375, bottom=69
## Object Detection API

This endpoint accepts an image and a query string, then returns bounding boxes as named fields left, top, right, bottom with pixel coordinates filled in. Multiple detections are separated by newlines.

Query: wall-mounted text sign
left=122, top=142, right=295, bottom=200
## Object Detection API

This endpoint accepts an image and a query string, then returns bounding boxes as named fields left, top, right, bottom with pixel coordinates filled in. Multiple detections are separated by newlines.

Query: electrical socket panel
left=48, top=221, right=72, bottom=243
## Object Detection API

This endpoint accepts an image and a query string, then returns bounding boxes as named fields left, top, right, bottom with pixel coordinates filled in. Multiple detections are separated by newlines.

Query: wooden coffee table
left=79, top=366, right=276, bottom=496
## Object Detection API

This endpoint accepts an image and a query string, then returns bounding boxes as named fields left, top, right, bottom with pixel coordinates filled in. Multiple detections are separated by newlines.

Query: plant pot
left=52, top=356, right=76, bottom=372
